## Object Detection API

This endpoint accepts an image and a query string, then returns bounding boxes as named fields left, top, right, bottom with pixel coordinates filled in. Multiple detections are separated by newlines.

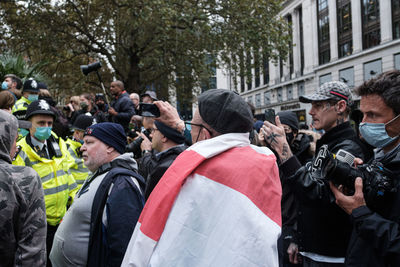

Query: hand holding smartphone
left=140, top=103, right=160, bottom=117
left=264, top=109, right=276, bottom=125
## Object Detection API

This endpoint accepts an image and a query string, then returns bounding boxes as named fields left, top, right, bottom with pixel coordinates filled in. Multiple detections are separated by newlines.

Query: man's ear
left=106, top=146, right=115, bottom=154
left=202, top=127, right=212, bottom=140
left=335, top=100, right=347, bottom=114
left=161, top=135, right=168, bottom=143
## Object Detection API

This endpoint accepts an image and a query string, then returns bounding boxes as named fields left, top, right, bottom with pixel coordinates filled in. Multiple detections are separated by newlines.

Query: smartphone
left=385, top=115, right=400, bottom=138
left=264, top=109, right=276, bottom=125
left=140, top=103, right=160, bottom=117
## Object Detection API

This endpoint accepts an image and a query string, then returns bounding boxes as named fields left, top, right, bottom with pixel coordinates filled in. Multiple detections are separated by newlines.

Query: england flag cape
left=122, top=133, right=282, bottom=267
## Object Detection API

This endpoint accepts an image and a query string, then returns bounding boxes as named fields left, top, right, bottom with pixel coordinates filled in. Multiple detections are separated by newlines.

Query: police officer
left=12, top=99, right=78, bottom=266
left=12, top=79, right=40, bottom=120
left=65, top=114, right=96, bottom=189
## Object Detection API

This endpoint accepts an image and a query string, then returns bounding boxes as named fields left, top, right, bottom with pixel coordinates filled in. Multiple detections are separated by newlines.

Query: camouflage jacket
left=0, top=110, right=47, bottom=266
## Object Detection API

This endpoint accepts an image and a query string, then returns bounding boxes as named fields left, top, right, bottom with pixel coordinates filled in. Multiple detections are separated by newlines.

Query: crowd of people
left=0, top=70, right=400, bottom=267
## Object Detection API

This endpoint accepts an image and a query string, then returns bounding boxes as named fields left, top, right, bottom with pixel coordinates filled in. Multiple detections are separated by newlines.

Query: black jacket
left=345, top=143, right=400, bottom=267
left=280, top=122, right=372, bottom=257
left=87, top=155, right=145, bottom=267
left=139, top=145, right=186, bottom=200
left=110, top=92, right=135, bottom=131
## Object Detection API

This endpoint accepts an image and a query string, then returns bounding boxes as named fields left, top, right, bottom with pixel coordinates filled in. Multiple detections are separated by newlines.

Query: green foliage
left=0, top=0, right=290, bottom=106
left=0, top=52, right=48, bottom=82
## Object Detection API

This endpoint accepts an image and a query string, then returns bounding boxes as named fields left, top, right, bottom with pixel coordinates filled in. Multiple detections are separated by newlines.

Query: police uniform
left=12, top=99, right=78, bottom=266
left=65, top=114, right=96, bottom=189
left=12, top=79, right=40, bottom=120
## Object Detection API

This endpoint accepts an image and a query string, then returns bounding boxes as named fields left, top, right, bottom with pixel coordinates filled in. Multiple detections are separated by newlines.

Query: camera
left=80, top=61, right=102, bottom=76
left=125, top=129, right=151, bottom=158
left=321, top=147, right=396, bottom=210
left=140, top=103, right=160, bottom=117
left=63, top=105, right=71, bottom=111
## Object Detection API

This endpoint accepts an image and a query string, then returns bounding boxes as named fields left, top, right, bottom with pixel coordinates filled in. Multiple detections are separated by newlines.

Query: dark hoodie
left=0, top=110, right=47, bottom=266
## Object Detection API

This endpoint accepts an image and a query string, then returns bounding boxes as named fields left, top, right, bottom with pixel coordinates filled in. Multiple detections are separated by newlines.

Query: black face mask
left=286, top=132, right=295, bottom=145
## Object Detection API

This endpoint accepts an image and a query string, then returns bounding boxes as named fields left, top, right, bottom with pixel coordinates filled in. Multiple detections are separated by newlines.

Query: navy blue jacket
left=87, top=164, right=145, bottom=267
left=110, top=92, right=135, bottom=131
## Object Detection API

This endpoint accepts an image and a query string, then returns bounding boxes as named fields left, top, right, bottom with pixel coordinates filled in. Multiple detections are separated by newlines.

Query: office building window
left=297, top=5, right=305, bottom=75
left=287, top=85, right=293, bottom=100
left=277, top=87, right=283, bottom=102
left=362, top=0, right=380, bottom=49
left=247, top=96, right=253, bottom=105
left=364, top=59, right=382, bottom=81
left=318, top=0, right=330, bottom=64
left=393, top=0, right=400, bottom=39
left=339, top=67, right=354, bottom=88
left=395, top=53, right=400, bottom=70
left=264, top=91, right=271, bottom=105
left=254, top=50, right=261, bottom=88
left=337, top=0, right=352, bottom=58
left=263, top=53, right=270, bottom=85
left=246, top=52, right=252, bottom=90
left=319, top=73, right=332, bottom=85
left=255, top=93, right=261, bottom=107
left=297, top=81, right=305, bottom=97
left=287, top=14, right=294, bottom=76
left=239, top=52, right=245, bottom=93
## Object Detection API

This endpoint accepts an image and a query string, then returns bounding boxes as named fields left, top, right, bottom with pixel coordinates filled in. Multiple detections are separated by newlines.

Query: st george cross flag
left=122, top=133, right=282, bottom=267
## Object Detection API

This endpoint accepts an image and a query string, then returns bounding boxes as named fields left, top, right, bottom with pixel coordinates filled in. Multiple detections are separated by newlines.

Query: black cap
left=95, top=93, right=105, bottom=101
left=141, top=90, right=158, bottom=101
left=277, top=111, right=299, bottom=131
left=154, top=121, right=185, bottom=144
left=23, top=79, right=40, bottom=93
left=25, top=100, right=56, bottom=120
left=198, top=89, right=253, bottom=134
left=72, top=114, right=96, bottom=131
left=37, top=82, right=48, bottom=89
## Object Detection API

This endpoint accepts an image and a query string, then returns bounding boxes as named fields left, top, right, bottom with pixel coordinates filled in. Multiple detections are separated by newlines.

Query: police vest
left=13, top=132, right=78, bottom=226
left=12, top=96, right=31, bottom=120
left=65, top=138, right=90, bottom=190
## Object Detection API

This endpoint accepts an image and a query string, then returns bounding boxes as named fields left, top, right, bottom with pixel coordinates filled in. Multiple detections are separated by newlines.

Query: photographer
left=137, top=120, right=186, bottom=200
left=262, top=81, right=371, bottom=267
left=330, top=70, right=400, bottom=266
left=108, top=80, right=135, bottom=132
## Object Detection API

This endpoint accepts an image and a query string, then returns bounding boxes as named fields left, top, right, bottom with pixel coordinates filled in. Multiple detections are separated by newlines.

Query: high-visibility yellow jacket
left=12, top=96, right=31, bottom=120
left=13, top=133, right=78, bottom=226
left=65, top=138, right=90, bottom=190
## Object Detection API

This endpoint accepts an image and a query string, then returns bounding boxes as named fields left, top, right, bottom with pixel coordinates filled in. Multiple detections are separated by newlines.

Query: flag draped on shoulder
left=122, top=133, right=282, bottom=267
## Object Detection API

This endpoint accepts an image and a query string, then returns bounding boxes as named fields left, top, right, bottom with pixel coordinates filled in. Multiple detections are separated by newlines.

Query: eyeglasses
left=185, top=121, right=212, bottom=133
left=185, top=121, right=212, bottom=142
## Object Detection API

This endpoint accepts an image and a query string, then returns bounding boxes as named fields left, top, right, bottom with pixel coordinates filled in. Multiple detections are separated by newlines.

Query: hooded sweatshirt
left=0, top=110, right=47, bottom=266
left=50, top=152, right=144, bottom=267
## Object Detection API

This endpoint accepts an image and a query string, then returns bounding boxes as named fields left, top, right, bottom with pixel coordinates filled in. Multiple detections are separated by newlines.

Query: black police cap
left=72, top=114, right=96, bottom=131
left=23, top=79, right=40, bottom=93
left=25, top=100, right=56, bottom=120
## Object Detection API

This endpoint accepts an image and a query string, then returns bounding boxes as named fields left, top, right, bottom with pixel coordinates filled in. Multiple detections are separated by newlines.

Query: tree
left=0, top=52, right=48, bottom=83
left=0, top=0, right=290, bottom=106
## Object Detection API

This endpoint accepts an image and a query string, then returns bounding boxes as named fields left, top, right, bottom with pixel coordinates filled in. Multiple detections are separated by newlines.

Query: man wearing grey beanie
left=122, top=89, right=282, bottom=267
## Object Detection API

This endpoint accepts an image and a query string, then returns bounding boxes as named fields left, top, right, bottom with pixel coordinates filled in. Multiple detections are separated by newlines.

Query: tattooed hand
left=261, top=116, right=293, bottom=163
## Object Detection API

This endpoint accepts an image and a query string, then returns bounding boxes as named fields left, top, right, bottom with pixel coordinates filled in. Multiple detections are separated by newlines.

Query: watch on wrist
left=142, top=149, right=151, bottom=156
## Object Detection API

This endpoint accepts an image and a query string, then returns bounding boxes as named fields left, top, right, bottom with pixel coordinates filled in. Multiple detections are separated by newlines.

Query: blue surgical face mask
left=34, top=127, right=52, bottom=141
left=27, top=94, right=39, bottom=102
left=2, top=81, right=8, bottom=90
left=19, top=128, right=30, bottom=137
left=359, top=122, right=399, bottom=148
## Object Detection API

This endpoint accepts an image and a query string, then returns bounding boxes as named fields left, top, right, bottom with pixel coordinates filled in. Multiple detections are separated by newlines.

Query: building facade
left=227, top=0, right=400, bottom=125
